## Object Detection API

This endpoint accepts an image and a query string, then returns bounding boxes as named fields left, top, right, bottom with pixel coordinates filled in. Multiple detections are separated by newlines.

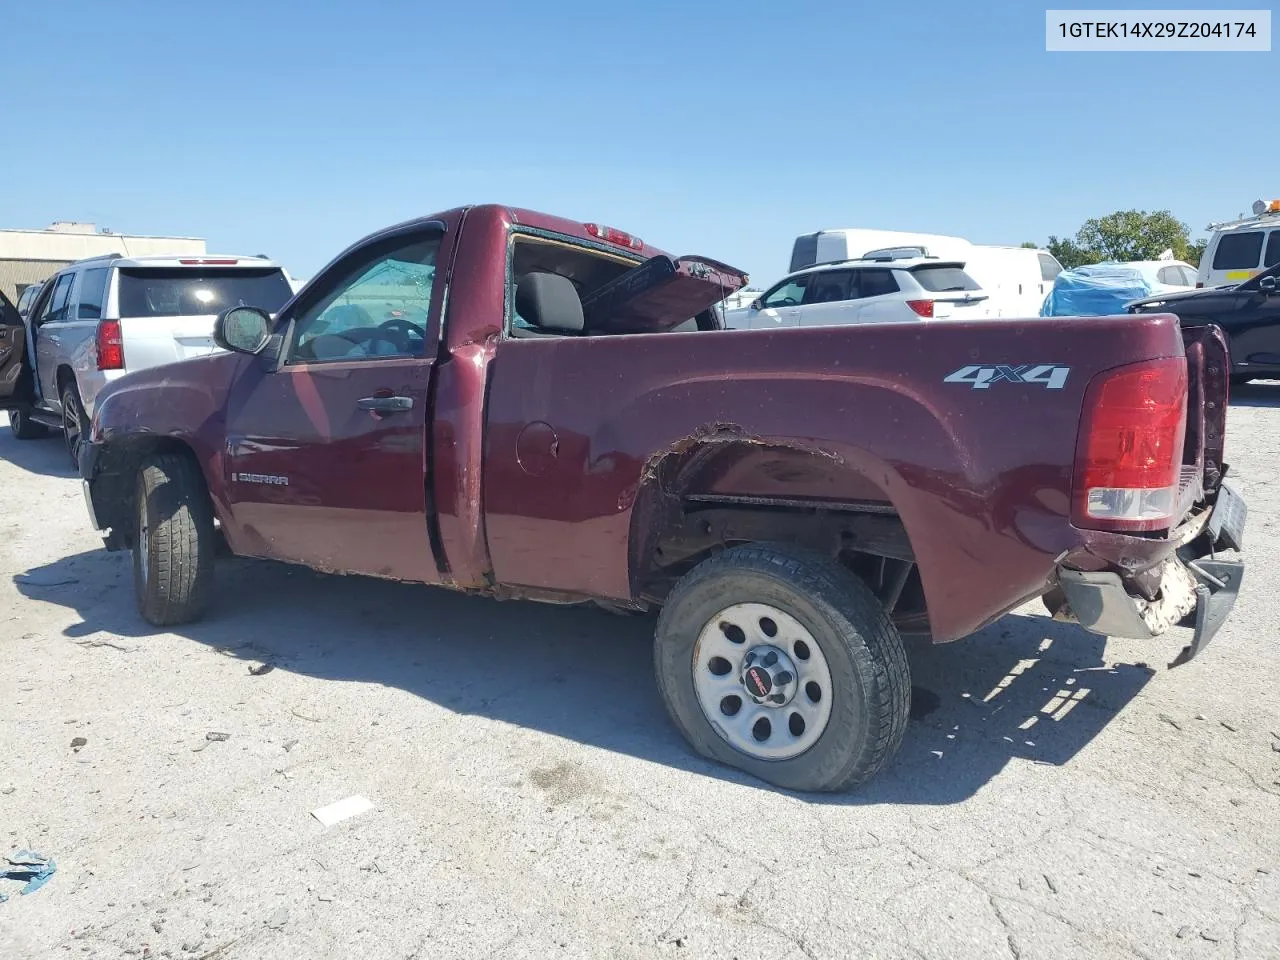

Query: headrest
left=515, top=272, right=584, bottom=333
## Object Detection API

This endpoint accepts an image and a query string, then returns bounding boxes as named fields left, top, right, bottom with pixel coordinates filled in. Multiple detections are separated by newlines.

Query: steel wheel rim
left=692, top=602, right=834, bottom=761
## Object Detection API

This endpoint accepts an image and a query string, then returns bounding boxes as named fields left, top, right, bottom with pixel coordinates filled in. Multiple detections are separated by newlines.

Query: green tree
left=1041, top=210, right=1202, bottom=269
left=1020, top=241, right=1038, bottom=249
left=1046, top=235, right=1091, bottom=269
left=1074, top=209, right=1192, bottom=262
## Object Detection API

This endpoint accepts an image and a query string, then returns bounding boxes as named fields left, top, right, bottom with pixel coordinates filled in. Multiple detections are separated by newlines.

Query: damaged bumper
left=1054, top=480, right=1246, bottom=666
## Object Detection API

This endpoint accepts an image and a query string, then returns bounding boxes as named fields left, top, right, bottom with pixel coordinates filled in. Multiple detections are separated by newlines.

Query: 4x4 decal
left=944, top=364, right=1070, bottom=390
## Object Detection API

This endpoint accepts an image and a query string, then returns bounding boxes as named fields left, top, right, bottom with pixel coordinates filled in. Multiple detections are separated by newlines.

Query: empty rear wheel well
left=628, top=439, right=930, bottom=634
left=89, top=437, right=209, bottom=547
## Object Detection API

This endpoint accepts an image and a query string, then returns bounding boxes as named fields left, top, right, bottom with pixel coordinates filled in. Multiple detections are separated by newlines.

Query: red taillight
left=584, top=223, right=643, bottom=250
left=905, top=299, right=934, bottom=318
left=96, top=319, right=124, bottom=370
left=1073, top=357, right=1187, bottom=531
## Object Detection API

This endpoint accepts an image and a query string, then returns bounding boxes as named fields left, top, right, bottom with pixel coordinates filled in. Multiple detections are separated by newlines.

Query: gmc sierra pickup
left=63, top=204, right=1245, bottom=792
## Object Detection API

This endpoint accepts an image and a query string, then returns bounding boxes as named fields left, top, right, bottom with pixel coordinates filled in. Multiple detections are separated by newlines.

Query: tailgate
left=1176, top=324, right=1230, bottom=518
left=580, top=255, right=747, bottom=333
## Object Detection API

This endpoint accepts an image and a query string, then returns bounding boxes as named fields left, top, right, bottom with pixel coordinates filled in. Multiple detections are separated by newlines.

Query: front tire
left=133, top=453, right=216, bottom=626
left=654, top=545, right=910, bottom=792
left=8, top=404, right=48, bottom=440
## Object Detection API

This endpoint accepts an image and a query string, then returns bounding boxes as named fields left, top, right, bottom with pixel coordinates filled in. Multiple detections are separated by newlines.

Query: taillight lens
left=906, top=299, right=934, bottom=318
left=96, top=319, right=124, bottom=370
left=1074, top=357, right=1187, bottom=531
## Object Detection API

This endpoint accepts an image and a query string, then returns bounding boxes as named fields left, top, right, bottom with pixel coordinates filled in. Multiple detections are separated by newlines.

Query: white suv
left=9, top=254, right=295, bottom=464
left=725, top=253, right=990, bottom=330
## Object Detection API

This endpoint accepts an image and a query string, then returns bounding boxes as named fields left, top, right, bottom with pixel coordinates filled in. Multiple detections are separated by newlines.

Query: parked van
left=1198, top=199, right=1280, bottom=289
left=789, top=229, right=1061, bottom=318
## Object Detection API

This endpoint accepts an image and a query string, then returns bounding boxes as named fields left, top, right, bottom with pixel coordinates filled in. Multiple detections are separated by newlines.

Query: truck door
left=0, top=291, right=34, bottom=409
left=221, top=220, right=455, bottom=583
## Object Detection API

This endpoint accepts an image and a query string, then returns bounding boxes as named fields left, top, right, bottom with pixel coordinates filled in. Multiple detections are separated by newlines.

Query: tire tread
left=135, top=453, right=215, bottom=626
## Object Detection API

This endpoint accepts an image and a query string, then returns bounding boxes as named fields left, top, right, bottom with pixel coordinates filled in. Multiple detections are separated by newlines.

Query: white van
left=789, top=229, right=1061, bottom=318
left=1198, top=199, right=1280, bottom=289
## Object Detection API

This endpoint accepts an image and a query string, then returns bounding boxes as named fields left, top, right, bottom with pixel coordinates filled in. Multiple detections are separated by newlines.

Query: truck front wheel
left=654, top=545, right=911, bottom=792
left=133, top=453, right=216, bottom=626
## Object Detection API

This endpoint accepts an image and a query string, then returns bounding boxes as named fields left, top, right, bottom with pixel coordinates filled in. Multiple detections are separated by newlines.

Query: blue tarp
left=1040, top=264, right=1154, bottom=317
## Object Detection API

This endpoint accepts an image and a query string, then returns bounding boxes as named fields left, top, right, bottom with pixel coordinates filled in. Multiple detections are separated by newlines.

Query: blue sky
left=2, top=0, right=1275, bottom=284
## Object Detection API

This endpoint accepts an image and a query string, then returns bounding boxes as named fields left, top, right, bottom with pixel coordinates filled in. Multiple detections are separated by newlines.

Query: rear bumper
left=1054, top=480, right=1246, bottom=665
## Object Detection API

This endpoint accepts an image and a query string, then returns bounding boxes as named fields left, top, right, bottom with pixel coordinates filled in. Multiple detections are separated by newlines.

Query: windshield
left=117, top=267, right=293, bottom=318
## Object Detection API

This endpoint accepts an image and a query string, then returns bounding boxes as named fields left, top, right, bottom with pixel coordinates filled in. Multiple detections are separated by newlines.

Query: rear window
left=1038, top=253, right=1062, bottom=282
left=910, top=266, right=980, bottom=292
left=1212, top=231, right=1265, bottom=270
left=117, top=267, right=293, bottom=318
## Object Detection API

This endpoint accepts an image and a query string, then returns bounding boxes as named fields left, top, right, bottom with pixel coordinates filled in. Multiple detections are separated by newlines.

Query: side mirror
left=751, top=298, right=763, bottom=311
left=214, top=306, right=272, bottom=355
left=1259, top=276, right=1278, bottom=294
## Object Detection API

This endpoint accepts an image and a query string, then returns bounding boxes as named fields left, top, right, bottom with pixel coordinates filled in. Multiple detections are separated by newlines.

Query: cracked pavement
left=1, top=391, right=1278, bottom=960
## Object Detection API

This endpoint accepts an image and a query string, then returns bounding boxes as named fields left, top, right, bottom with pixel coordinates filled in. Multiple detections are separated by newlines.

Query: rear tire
left=8, top=404, right=48, bottom=440
left=133, top=453, right=216, bottom=626
left=654, top=544, right=911, bottom=793
left=60, top=381, right=89, bottom=470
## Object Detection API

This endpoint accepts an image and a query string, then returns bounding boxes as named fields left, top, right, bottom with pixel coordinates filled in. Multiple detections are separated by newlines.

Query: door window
left=76, top=268, right=110, bottom=319
left=761, top=275, right=810, bottom=308
left=286, top=234, right=441, bottom=363
left=1212, top=231, right=1265, bottom=270
left=1157, top=266, right=1181, bottom=285
left=801, top=271, right=853, bottom=304
left=39, top=273, right=75, bottom=324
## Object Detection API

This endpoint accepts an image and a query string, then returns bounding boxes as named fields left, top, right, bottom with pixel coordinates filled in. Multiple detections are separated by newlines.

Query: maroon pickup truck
left=74, top=204, right=1246, bottom=792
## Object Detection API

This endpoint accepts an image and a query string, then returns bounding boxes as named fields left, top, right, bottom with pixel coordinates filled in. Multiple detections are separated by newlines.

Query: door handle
left=356, top=395, right=413, bottom=412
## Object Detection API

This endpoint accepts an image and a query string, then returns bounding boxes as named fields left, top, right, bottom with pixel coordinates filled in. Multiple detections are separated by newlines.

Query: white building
left=0, top=221, right=206, bottom=304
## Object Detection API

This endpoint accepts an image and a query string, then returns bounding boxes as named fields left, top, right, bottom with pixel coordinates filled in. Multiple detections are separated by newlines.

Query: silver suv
left=725, top=251, right=990, bottom=329
left=5, top=254, right=294, bottom=464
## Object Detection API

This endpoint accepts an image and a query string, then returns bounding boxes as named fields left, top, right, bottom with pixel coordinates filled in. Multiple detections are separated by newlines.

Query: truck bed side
left=481, top=313, right=1194, bottom=641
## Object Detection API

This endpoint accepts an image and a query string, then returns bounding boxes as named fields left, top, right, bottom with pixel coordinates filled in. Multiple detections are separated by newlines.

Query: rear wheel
left=133, top=453, right=216, bottom=626
left=60, top=381, right=89, bottom=469
left=8, top=404, right=48, bottom=440
left=654, top=545, right=911, bottom=792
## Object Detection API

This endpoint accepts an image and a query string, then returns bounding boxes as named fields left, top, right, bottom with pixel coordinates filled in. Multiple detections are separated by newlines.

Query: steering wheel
left=377, top=317, right=425, bottom=351
left=771, top=297, right=797, bottom=307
